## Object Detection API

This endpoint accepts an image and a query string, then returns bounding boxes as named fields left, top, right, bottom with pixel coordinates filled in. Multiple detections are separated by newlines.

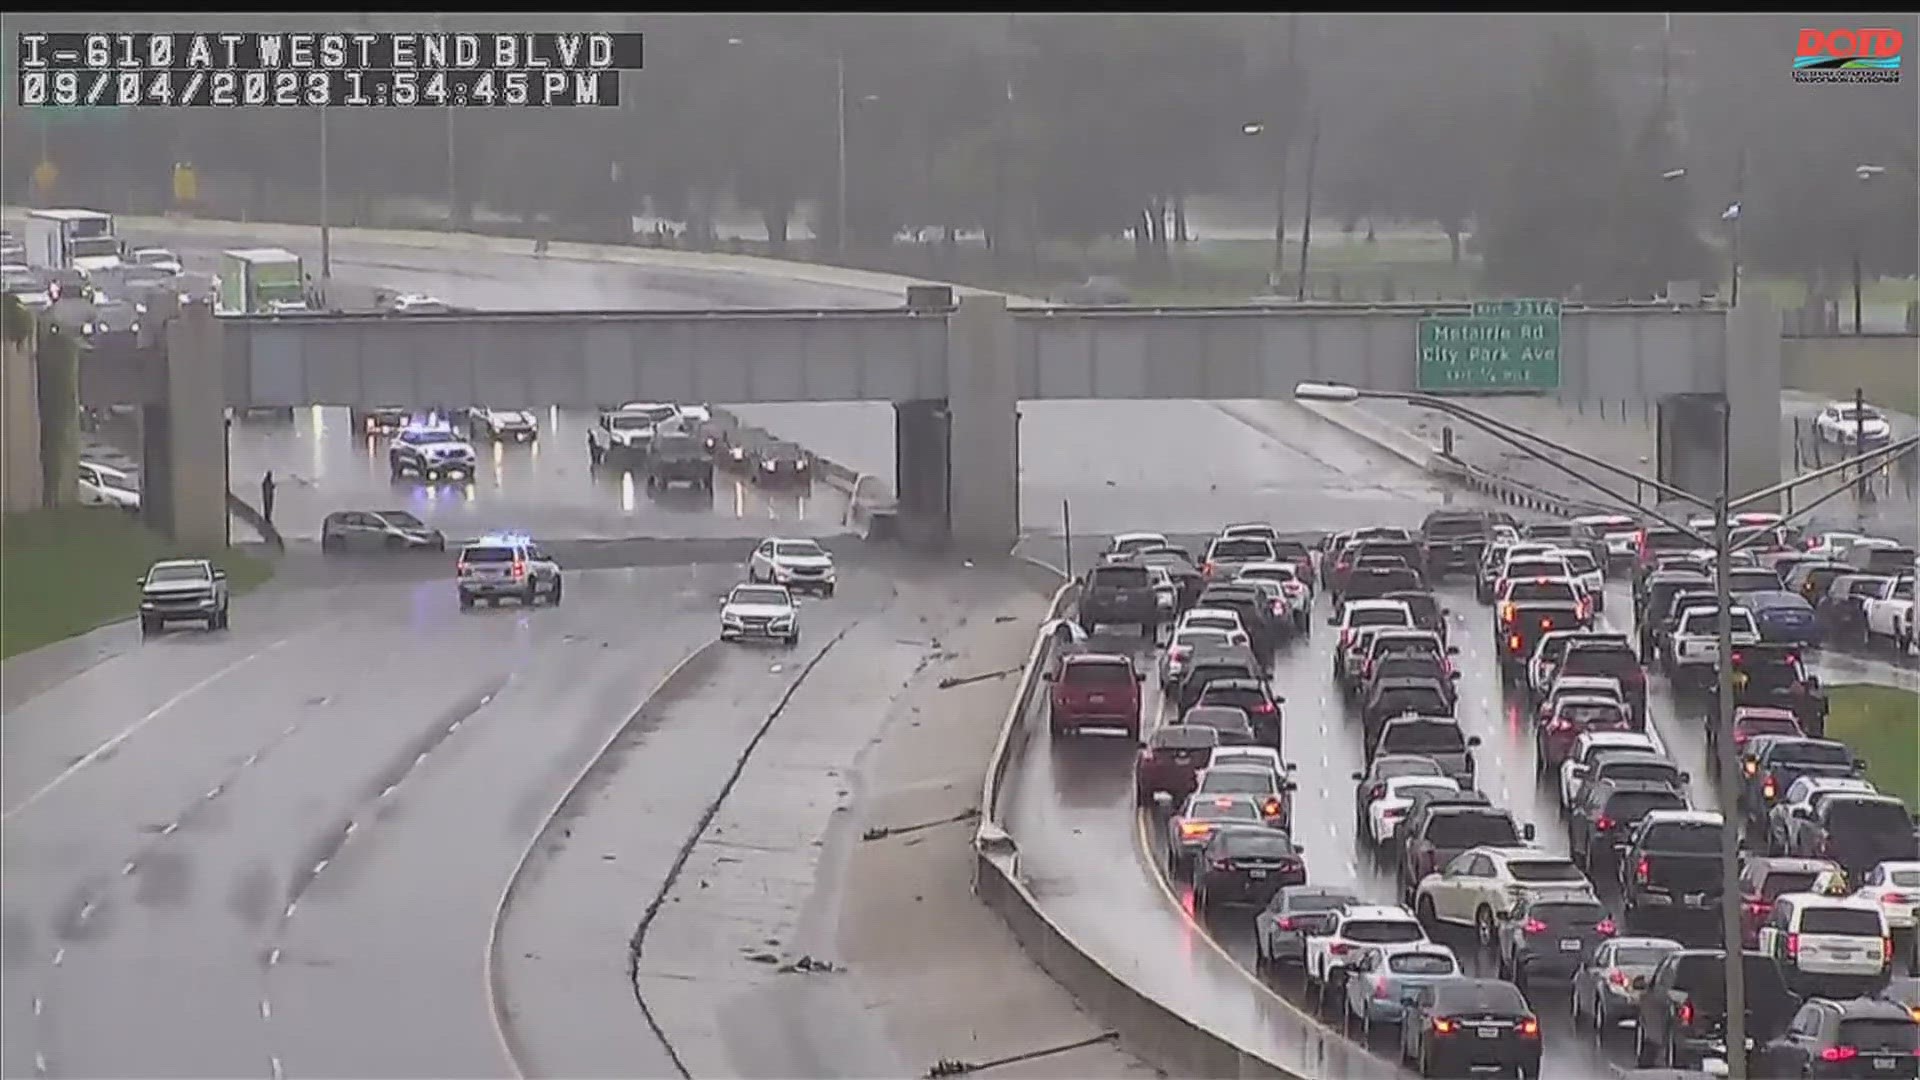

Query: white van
left=78, top=460, right=140, bottom=510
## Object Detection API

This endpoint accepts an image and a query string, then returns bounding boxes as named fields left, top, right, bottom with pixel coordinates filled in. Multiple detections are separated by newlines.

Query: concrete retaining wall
left=704, top=405, right=896, bottom=538
left=971, top=565, right=1302, bottom=1080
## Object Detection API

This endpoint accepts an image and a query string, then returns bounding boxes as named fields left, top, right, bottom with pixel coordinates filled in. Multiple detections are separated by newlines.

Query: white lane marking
left=312, top=859, right=329, bottom=876
left=259, top=999, right=272, bottom=1020
left=49, top=948, right=63, bottom=967
left=268, top=947, right=281, bottom=966
left=120, top=860, right=136, bottom=875
left=283, top=901, right=298, bottom=920
left=2, top=639, right=292, bottom=823
left=76, top=902, right=93, bottom=922
left=271, top=1056, right=284, bottom=1080
left=33, top=1052, right=46, bottom=1075
left=32, top=996, right=43, bottom=1016
left=480, top=693, right=493, bottom=704
left=160, top=822, right=178, bottom=836
left=343, top=821, right=357, bottom=837
left=244, top=753, right=259, bottom=766
left=380, top=784, right=397, bottom=800
left=205, top=784, right=223, bottom=800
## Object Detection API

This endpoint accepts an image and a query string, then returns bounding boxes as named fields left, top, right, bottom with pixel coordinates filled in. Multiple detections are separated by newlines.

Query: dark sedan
left=320, top=509, right=447, bottom=553
left=1193, top=828, right=1306, bottom=913
left=1255, top=886, right=1361, bottom=972
left=1745, top=589, right=1823, bottom=647
left=749, top=440, right=812, bottom=485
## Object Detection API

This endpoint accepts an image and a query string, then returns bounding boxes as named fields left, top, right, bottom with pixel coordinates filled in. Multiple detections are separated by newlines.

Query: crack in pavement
left=625, top=622, right=858, bottom=1080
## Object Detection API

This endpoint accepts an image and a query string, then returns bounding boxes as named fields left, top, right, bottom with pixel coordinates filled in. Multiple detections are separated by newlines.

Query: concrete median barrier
left=971, top=559, right=1303, bottom=1080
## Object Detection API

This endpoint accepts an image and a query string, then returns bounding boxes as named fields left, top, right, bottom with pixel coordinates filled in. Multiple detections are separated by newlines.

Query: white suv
left=747, top=537, right=837, bottom=597
left=1413, top=847, right=1598, bottom=944
left=720, top=583, right=800, bottom=646
left=1667, top=604, right=1759, bottom=687
left=1303, top=904, right=1426, bottom=999
left=1756, top=893, right=1892, bottom=997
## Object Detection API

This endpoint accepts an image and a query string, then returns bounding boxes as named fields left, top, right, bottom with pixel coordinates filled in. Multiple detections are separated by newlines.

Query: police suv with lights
left=389, top=422, right=478, bottom=481
left=455, top=533, right=563, bottom=608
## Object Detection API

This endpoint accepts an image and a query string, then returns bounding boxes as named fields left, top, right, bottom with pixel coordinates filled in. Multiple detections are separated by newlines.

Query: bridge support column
left=147, top=301, right=228, bottom=549
left=1724, top=295, right=1782, bottom=508
left=945, top=293, right=1020, bottom=558
left=893, top=399, right=950, bottom=551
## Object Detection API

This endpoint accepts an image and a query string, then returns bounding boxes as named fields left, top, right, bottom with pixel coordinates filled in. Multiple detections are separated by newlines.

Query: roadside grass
left=1824, top=684, right=1920, bottom=811
left=1, top=507, right=273, bottom=660
left=1784, top=341, right=1920, bottom=416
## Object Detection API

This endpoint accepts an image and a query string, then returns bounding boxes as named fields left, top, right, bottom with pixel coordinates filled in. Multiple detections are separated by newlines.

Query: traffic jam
left=1047, top=512, right=1919, bottom=1078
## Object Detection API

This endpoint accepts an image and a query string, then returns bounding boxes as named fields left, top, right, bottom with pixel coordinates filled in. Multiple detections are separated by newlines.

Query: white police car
left=456, top=533, right=562, bottom=609
left=389, top=422, right=478, bottom=481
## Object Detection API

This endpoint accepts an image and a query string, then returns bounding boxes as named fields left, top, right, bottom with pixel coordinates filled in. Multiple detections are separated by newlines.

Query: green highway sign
left=1417, top=298, right=1562, bottom=393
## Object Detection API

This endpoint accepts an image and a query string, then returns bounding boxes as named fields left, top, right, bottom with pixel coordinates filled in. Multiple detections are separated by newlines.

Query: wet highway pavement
left=1005, top=508, right=1913, bottom=1077
left=223, top=407, right=850, bottom=542
left=2, top=559, right=776, bottom=1078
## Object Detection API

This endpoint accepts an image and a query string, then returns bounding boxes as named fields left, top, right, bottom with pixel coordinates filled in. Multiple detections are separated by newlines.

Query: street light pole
left=1710, top=400, right=1749, bottom=1077
left=835, top=52, right=848, bottom=259
left=318, top=106, right=332, bottom=280
left=1294, top=111, right=1320, bottom=302
left=1730, top=147, right=1746, bottom=307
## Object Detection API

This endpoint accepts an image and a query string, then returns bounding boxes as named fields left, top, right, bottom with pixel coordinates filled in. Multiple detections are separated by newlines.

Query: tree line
left=3, top=13, right=1914, bottom=297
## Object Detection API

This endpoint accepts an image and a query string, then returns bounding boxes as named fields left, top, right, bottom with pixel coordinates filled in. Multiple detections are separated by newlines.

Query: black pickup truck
left=644, top=433, right=715, bottom=493
left=1620, top=811, right=1730, bottom=935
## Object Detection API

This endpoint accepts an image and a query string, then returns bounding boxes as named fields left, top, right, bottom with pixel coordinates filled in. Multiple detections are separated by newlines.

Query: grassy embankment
left=1824, top=684, right=1920, bottom=811
left=0, top=507, right=273, bottom=660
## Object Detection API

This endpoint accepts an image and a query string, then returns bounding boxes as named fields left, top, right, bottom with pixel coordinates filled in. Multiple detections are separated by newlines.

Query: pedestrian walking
left=260, top=470, right=276, bottom=526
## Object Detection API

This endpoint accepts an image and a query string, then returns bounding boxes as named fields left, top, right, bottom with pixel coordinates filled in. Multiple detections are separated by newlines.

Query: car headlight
left=722, top=614, right=743, bottom=626
left=770, top=617, right=794, bottom=629
left=729, top=447, right=745, bottom=459
left=762, top=461, right=777, bottom=471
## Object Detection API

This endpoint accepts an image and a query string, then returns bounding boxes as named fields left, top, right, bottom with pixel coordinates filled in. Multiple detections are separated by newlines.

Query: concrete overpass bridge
left=86, top=293, right=1780, bottom=556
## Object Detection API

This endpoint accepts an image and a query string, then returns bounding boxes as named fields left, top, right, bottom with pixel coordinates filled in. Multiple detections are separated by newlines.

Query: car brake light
left=1885, top=937, right=1896, bottom=963
left=1432, top=1017, right=1456, bottom=1034
left=1596, top=917, right=1617, bottom=936
left=510, top=560, right=526, bottom=578
left=1548, top=718, right=1573, bottom=733
left=1509, top=634, right=1523, bottom=653
left=1137, top=747, right=1156, bottom=762
left=1734, top=730, right=1750, bottom=744
left=1179, top=821, right=1212, bottom=839
left=1518, top=1017, right=1540, bottom=1038
left=1373, top=979, right=1391, bottom=999
left=1636, top=857, right=1651, bottom=883
left=1786, top=932, right=1800, bottom=958
left=1743, top=759, right=1758, bottom=777
left=1200, top=561, right=1214, bottom=578
left=1253, top=701, right=1275, bottom=714
left=1822, top=1047, right=1859, bottom=1062
left=1678, top=1001, right=1695, bottom=1027
left=456, top=562, right=471, bottom=576
left=1276, top=915, right=1297, bottom=930
left=1540, top=617, right=1552, bottom=629
left=1763, top=775, right=1777, bottom=800
left=1211, top=858, right=1232, bottom=871
left=1608, top=969, right=1629, bottom=987
left=1595, top=814, right=1615, bottom=832
left=1329, top=942, right=1351, bottom=956
left=1263, top=797, right=1282, bottom=817
left=1522, top=918, right=1548, bottom=935
left=1337, top=560, right=1350, bottom=571
left=1384, top=806, right=1406, bottom=819
left=1213, top=797, right=1236, bottom=808
left=1745, top=899, right=1772, bottom=917
left=1885, top=892, right=1912, bottom=905
left=1368, top=783, right=1386, bottom=802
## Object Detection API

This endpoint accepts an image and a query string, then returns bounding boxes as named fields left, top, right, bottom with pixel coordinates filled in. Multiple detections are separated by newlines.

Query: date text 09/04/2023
left=20, top=68, right=623, bottom=108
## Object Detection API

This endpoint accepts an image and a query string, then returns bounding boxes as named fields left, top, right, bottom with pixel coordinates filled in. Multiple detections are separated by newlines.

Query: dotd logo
left=1794, top=27, right=1904, bottom=83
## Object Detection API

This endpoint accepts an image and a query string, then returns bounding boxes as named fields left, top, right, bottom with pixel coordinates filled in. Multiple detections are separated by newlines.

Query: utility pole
left=1659, top=12, right=1673, bottom=119
left=1294, top=111, right=1320, bottom=302
left=994, top=13, right=1014, bottom=262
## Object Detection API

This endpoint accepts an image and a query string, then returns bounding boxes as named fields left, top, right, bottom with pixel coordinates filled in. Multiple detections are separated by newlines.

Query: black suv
left=1079, top=564, right=1160, bottom=638
left=1620, top=811, right=1729, bottom=933
left=1635, top=949, right=1796, bottom=1070
left=1635, top=570, right=1713, bottom=660
left=1191, top=677, right=1285, bottom=749
left=1568, top=779, right=1691, bottom=875
left=1419, top=510, right=1499, bottom=580
left=1398, top=802, right=1533, bottom=905
left=1716, top=644, right=1829, bottom=738
left=1754, top=997, right=1920, bottom=1079
left=1775, top=793, right=1919, bottom=883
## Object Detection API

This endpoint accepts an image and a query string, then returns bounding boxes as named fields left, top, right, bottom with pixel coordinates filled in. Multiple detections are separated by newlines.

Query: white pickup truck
left=1862, top=575, right=1915, bottom=654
